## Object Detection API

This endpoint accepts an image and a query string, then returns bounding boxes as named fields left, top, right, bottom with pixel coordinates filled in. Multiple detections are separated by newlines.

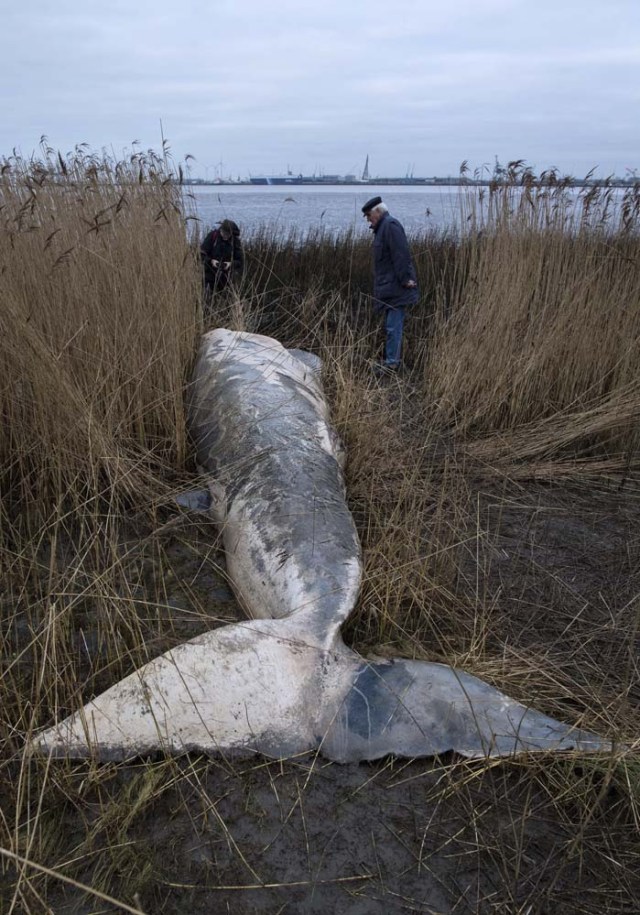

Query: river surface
left=183, top=183, right=632, bottom=239
left=183, top=184, right=466, bottom=237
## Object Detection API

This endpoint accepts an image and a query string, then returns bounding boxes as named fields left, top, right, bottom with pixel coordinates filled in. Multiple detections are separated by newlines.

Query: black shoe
left=372, top=362, right=400, bottom=377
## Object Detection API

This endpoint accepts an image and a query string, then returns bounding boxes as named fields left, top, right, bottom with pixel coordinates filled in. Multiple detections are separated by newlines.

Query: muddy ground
left=3, top=381, right=640, bottom=914
left=36, top=749, right=637, bottom=915
left=8, top=481, right=633, bottom=913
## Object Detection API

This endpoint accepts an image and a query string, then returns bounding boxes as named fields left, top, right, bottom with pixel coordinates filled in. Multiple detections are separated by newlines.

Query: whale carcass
left=33, top=329, right=609, bottom=761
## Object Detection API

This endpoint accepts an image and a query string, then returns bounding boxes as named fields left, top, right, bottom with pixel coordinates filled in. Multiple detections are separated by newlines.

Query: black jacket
left=371, top=212, right=419, bottom=309
left=200, top=228, right=244, bottom=288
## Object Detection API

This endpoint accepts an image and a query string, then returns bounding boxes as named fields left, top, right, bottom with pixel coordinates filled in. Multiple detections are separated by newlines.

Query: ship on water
left=246, top=154, right=449, bottom=186
left=249, top=172, right=362, bottom=186
left=250, top=157, right=370, bottom=186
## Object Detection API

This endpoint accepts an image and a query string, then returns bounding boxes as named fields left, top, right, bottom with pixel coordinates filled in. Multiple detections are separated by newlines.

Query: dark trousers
left=383, top=305, right=406, bottom=366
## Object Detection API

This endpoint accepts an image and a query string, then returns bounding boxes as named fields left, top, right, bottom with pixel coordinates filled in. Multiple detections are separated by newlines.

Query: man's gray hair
left=372, top=202, right=388, bottom=216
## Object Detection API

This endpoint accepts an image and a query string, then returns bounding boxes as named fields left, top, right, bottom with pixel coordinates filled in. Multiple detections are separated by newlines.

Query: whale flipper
left=174, top=488, right=212, bottom=513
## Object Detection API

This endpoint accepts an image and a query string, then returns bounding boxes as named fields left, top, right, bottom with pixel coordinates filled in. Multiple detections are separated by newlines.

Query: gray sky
left=2, top=0, right=639, bottom=179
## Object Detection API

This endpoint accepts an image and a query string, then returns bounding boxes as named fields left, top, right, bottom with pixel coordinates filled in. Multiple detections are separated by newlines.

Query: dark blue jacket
left=371, top=212, right=419, bottom=310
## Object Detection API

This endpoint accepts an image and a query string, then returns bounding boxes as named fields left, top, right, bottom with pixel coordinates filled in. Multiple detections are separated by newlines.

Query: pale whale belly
left=188, top=329, right=362, bottom=630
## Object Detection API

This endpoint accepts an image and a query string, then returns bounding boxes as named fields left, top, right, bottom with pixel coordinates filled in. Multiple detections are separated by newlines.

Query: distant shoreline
left=184, top=177, right=640, bottom=189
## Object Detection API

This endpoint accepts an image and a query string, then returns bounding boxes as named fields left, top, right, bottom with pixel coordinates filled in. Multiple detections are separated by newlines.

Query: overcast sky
left=2, top=0, right=639, bottom=179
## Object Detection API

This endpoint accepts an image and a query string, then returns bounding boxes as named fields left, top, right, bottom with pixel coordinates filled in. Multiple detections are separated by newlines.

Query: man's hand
left=403, top=279, right=417, bottom=288
left=223, top=261, right=231, bottom=270
left=212, top=259, right=220, bottom=268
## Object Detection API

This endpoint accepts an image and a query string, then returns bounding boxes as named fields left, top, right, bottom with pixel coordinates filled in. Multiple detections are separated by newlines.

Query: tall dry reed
left=428, top=173, right=640, bottom=461
left=1, top=152, right=639, bottom=913
left=0, top=142, right=200, bottom=526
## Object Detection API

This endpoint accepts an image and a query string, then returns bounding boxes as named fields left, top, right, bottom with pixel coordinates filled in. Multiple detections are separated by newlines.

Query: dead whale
left=33, top=330, right=610, bottom=761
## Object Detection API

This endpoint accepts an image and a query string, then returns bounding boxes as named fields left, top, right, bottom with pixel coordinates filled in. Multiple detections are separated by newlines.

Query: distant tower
left=362, top=154, right=369, bottom=181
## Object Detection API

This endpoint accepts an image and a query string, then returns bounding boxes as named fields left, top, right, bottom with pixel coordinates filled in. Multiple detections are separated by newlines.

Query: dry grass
left=1, top=150, right=639, bottom=913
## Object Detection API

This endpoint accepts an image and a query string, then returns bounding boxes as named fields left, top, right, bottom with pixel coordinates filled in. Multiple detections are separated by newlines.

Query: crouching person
left=200, top=219, right=244, bottom=309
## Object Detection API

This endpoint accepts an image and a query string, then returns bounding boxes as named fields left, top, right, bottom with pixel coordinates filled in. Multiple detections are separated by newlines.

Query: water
left=183, top=184, right=465, bottom=238
left=183, top=183, right=633, bottom=240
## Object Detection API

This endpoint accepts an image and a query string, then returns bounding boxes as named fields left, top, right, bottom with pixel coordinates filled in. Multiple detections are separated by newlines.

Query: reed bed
left=1, top=150, right=639, bottom=913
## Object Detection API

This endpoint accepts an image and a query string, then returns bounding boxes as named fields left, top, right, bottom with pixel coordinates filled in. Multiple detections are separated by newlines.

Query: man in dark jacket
left=200, top=219, right=244, bottom=300
left=362, top=196, right=418, bottom=374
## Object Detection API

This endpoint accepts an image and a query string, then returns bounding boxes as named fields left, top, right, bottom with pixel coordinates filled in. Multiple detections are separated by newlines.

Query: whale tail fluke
left=321, top=657, right=611, bottom=762
left=32, top=620, right=612, bottom=764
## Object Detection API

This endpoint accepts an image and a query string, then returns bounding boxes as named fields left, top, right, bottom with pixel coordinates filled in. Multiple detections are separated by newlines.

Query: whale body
left=33, top=330, right=610, bottom=761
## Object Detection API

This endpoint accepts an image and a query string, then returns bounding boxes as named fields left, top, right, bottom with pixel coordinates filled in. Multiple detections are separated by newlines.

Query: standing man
left=362, top=196, right=419, bottom=375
